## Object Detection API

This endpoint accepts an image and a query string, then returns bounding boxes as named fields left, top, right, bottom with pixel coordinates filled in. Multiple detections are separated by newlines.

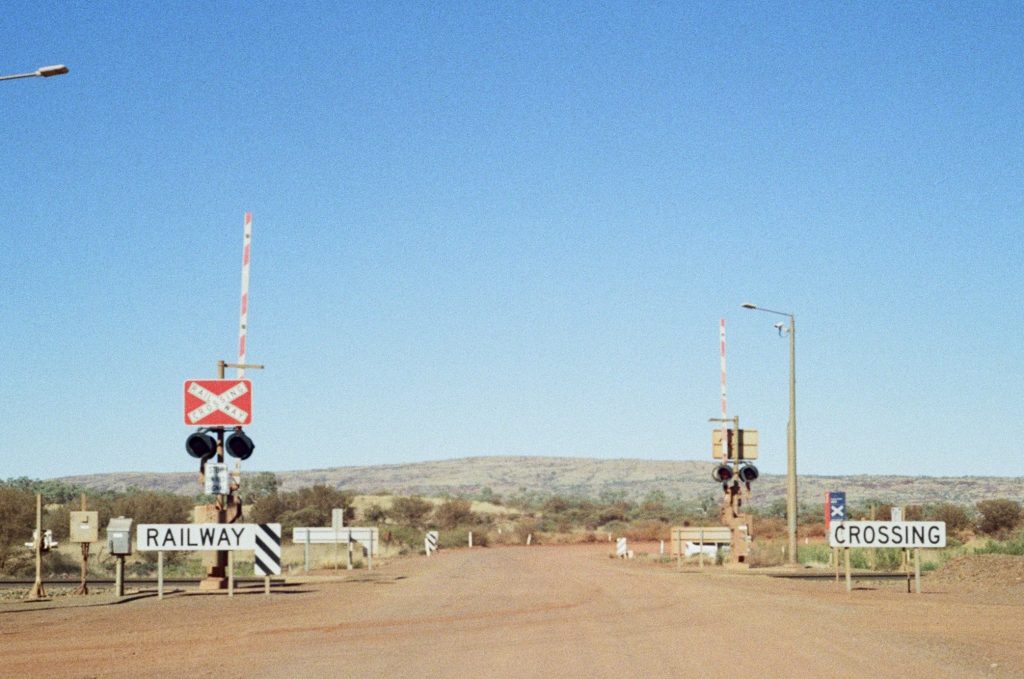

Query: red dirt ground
left=3, top=544, right=1023, bottom=678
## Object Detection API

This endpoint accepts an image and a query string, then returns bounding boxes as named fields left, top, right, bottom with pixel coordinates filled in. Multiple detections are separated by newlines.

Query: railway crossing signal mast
left=710, top=319, right=759, bottom=567
left=182, top=213, right=264, bottom=590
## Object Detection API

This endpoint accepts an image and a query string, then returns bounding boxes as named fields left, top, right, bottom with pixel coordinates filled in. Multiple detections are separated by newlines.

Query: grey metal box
left=106, top=517, right=134, bottom=555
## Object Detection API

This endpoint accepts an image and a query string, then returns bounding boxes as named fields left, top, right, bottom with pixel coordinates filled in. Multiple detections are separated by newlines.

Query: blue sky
left=1, top=2, right=1021, bottom=481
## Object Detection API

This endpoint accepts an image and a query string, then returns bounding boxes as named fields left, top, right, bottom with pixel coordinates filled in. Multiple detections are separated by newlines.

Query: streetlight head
left=741, top=303, right=757, bottom=310
left=36, top=64, right=68, bottom=77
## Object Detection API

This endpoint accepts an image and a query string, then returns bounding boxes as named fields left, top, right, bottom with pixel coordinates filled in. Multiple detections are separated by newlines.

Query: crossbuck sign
left=183, top=379, right=253, bottom=426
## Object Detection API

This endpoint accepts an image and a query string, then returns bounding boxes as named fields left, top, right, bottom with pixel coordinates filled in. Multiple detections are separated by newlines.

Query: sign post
left=830, top=521, right=945, bottom=594
left=26, top=493, right=45, bottom=600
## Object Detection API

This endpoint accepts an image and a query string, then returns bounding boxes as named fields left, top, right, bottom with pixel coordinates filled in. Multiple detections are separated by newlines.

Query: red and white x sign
left=183, top=379, right=253, bottom=426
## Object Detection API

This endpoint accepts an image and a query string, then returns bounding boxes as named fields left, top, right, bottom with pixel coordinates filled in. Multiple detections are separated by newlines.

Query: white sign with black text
left=829, top=521, right=946, bottom=549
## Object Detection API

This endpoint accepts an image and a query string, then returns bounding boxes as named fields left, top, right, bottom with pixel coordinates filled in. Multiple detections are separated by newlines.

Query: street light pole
left=742, top=302, right=798, bottom=566
left=0, top=64, right=69, bottom=82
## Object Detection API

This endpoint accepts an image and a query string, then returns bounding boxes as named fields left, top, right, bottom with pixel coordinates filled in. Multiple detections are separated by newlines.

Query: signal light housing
left=738, top=464, right=759, bottom=483
left=186, top=431, right=217, bottom=459
left=712, top=464, right=733, bottom=483
left=225, top=429, right=255, bottom=460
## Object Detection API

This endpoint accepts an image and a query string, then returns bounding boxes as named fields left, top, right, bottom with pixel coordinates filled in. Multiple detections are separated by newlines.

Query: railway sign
left=184, top=379, right=253, bottom=426
left=825, top=491, right=846, bottom=530
left=829, top=521, right=946, bottom=549
left=138, top=524, right=257, bottom=551
left=137, top=523, right=281, bottom=576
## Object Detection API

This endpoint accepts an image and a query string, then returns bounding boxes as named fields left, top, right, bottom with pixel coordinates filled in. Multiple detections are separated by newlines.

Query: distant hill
left=55, top=456, right=1023, bottom=508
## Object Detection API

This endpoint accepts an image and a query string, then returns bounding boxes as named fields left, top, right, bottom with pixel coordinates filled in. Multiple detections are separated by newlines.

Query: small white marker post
left=527, top=533, right=532, bottom=546
left=468, top=531, right=473, bottom=548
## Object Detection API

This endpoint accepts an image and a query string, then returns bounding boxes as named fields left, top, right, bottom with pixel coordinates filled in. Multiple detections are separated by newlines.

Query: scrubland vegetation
left=1, top=474, right=1020, bottom=577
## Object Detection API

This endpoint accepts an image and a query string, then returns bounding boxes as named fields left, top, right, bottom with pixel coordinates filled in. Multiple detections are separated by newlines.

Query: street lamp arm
left=0, top=64, right=69, bottom=82
left=741, top=303, right=793, bottom=319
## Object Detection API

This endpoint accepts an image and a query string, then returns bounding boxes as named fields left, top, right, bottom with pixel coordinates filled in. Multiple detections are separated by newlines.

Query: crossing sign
left=826, top=491, right=846, bottom=530
left=184, top=379, right=253, bottom=426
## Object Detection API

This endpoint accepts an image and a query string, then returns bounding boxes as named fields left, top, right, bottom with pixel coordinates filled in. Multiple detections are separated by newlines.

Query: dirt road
left=3, top=544, right=1022, bottom=678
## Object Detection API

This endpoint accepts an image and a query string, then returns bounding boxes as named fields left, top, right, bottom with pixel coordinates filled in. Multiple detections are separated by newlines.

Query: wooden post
left=264, top=575, right=270, bottom=596
left=76, top=493, right=90, bottom=595
left=158, top=551, right=164, bottom=600
left=904, top=549, right=911, bottom=593
left=304, top=530, right=310, bottom=573
left=698, top=529, right=704, bottom=569
left=228, top=550, right=234, bottom=597
left=914, top=548, right=921, bottom=594
left=833, top=548, right=839, bottom=582
left=347, top=529, right=353, bottom=570
left=844, top=548, right=852, bottom=593
left=27, top=493, right=46, bottom=600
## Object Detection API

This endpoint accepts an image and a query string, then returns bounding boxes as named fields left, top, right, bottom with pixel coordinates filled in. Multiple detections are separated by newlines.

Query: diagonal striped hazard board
left=254, top=523, right=281, bottom=575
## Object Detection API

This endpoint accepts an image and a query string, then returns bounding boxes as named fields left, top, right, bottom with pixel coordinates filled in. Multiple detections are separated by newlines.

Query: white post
left=660, top=540, right=664, bottom=555
left=468, top=531, right=473, bottom=549
left=158, top=551, right=164, bottom=600
left=527, top=533, right=532, bottom=546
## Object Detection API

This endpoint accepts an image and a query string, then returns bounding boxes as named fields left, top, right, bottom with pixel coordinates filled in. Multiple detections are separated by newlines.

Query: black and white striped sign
left=254, top=523, right=281, bottom=575
left=425, top=530, right=438, bottom=556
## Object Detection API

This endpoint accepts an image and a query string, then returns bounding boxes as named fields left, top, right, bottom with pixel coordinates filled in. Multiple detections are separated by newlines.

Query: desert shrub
left=904, top=505, right=925, bottom=521
left=389, top=496, right=433, bottom=528
left=363, top=503, right=388, bottom=523
left=0, top=486, right=39, bottom=572
left=927, top=503, right=973, bottom=537
left=624, top=520, right=668, bottom=541
left=109, top=491, right=194, bottom=525
left=249, top=485, right=353, bottom=531
left=976, top=499, right=1022, bottom=537
left=432, top=499, right=476, bottom=529
left=238, top=471, right=280, bottom=505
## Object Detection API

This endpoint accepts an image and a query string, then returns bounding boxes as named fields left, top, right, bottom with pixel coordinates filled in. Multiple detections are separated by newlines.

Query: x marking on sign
left=187, top=382, right=250, bottom=424
left=831, top=505, right=845, bottom=519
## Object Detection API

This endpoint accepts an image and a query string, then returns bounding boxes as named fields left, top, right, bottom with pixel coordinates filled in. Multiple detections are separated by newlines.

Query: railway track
left=0, top=577, right=283, bottom=590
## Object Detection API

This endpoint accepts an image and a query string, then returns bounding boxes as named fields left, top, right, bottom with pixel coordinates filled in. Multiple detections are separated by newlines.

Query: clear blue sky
left=2, top=2, right=1021, bottom=481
